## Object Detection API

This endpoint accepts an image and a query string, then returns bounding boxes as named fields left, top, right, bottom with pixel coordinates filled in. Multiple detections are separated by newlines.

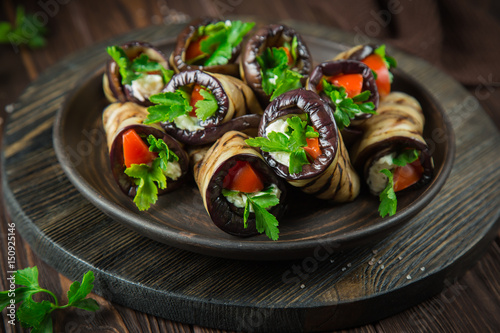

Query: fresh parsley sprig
left=222, top=186, right=280, bottom=240
left=378, top=149, right=419, bottom=217
left=106, top=46, right=174, bottom=85
left=124, top=135, right=179, bottom=211
left=256, top=46, right=303, bottom=101
left=321, top=79, right=376, bottom=130
left=0, top=6, right=48, bottom=50
left=192, top=20, right=255, bottom=66
left=246, top=115, right=319, bottom=174
left=0, top=267, right=99, bottom=332
left=373, top=44, right=397, bottom=83
left=145, top=87, right=218, bottom=124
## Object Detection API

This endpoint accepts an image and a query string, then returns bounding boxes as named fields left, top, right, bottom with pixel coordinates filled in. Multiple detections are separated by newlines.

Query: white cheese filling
left=131, top=74, right=164, bottom=102
left=265, top=117, right=293, bottom=167
left=366, top=153, right=396, bottom=195
left=163, top=160, right=182, bottom=181
left=225, top=184, right=281, bottom=212
left=173, top=114, right=204, bottom=131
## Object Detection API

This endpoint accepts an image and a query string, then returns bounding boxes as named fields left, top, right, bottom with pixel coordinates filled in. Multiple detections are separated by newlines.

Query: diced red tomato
left=304, top=137, right=322, bottom=161
left=188, top=84, right=205, bottom=117
left=185, top=35, right=208, bottom=62
left=281, top=47, right=293, bottom=65
left=122, top=129, right=155, bottom=168
left=223, top=161, right=264, bottom=193
left=362, top=54, right=391, bottom=98
left=328, top=73, right=364, bottom=98
left=393, top=159, right=423, bottom=192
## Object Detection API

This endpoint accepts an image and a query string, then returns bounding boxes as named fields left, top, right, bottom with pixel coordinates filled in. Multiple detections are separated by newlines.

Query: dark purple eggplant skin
left=240, top=24, right=312, bottom=107
left=109, top=125, right=189, bottom=198
left=205, top=154, right=287, bottom=237
left=307, top=60, right=379, bottom=113
left=170, top=17, right=242, bottom=77
left=357, top=137, right=434, bottom=191
left=258, top=88, right=339, bottom=181
left=105, top=41, right=170, bottom=107
left=346, top=44, right=377, bottom=61
left=160, top=70, right=262, bottom=145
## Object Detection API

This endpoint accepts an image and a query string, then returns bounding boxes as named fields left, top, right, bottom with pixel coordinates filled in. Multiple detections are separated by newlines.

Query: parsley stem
left=39, top=288, right=59, bottom=307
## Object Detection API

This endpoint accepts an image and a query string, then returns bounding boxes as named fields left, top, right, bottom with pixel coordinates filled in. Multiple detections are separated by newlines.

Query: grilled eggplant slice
left=256, top=89, right=360, bottom=203
left=169, top=18, right=254, bottom=77
left=193, top=131, right=287, bottom=238
left=103, top=41, right=171, bottom=107
left=154, top=70, right=262, bottom=145
left=103, top=102, right=189, bottom=204
left=240, top=24, right=312, bottom=107
left=350, top=92, right=434, bottom=195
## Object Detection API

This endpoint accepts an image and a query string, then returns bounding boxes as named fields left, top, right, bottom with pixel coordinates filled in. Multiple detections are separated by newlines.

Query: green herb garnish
left=191, top=20, right=255, bottom=66
left=378, top=149, right=419, bottom=217
left=145, top=87, right=218, bottom=124
left=245, top=115, right=319, bottom=174
left=321, top=79, right=376, bottom=130
left=256, top=46, right=303, bottom=101
left=106, top=46, right=173, bottom=85
left=124, top=135, right=179, bottom=211
left=373, top=44, right=397, bottom=82
left=0, top=6, right=48, bottom=50
left=0, top=267, right=99, bottom=331
left=222, top=186, right=280, bottom=241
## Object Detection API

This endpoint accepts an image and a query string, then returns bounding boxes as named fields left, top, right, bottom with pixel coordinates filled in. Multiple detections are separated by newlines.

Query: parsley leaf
left=0, top=6, right=48, bottom=50
left=145, top=91, right=193, bottom=124
left=393, top=149, right=419, bottom=166
left=195, top=88, right=219, bottom=121
left=256, top=47, right=304, bottom=100
left=197, top=20, right=255, bottom=66
left=106, top=45, right=173, bottom=85
left=124, top=135, right=179, bottom=211
left=379, top=169, right=397, bottom=217
left=322, top=79, right=376, bottom=130
left=245, top=115, right=317, bottom=174
left=0, top=267, right=98, bottom=331
left=223, top=186, right=281, bottom=240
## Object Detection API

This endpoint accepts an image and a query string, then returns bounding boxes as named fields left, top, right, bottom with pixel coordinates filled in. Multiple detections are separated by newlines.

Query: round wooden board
left=3, top=20, right=500, bottom=332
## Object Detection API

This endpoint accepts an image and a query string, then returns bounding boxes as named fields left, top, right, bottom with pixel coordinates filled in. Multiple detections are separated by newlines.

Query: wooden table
left=1, top=1, right=499, bottom=332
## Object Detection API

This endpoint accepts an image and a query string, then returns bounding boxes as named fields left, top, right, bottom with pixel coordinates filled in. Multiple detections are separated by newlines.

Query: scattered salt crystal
left=406, top=275, right=412, bottom=280
left=420, top=267, right=426, bottom=272
left=330, top=258, right=335, bottom=263
left=398, top=256, right=403, bottom=260
left=381, top=265, right=385, bottom=269
left=368, top=261, right=374, bottom=266
left=342, top=267, right=346, bottom=271
left=378, top=260, right=383, bottom=264
left=347, top=263, right=352, bottom=268
left=300, top=284, right=305, bottom=289
left=372, top=249, right=378, bottom=255
left=5, top=104, right=14, bottom=113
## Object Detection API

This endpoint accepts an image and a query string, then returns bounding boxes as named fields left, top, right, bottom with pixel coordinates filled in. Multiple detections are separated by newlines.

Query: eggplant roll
left=240, top=24, right=312, bottom=107
left=169, top=18, right=253, bottom=77
left=193, top=131, right=287, bottom=237
left=334, top=44, right=395, bottom=99
left=103, top=102, right=189, bottom=198
left=257, top=89, right=360, bottom=203
left=103, top=41, right=170, bottom=107
left=157, top=70, right=263, bottom=145
left=350, top=92, right=433, bottom=195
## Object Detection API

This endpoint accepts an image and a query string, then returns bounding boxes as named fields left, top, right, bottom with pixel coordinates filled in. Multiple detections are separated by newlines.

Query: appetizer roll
left=145, top=70, right=263, bottom=145
left=307, top=60, right=379, bottom=128
left=240, top=24, right=312, bottom=107
left=334, top=44, right=397, bottom=98
left=247, top=89, right=360, bottom=203
left=103, top=41, right=173, bottom=106
left=193, top=131, right=287, bottom=240
left=169, top=18, right=255, bottom=77
left=350, top=92, right=433, bottom=217
left=103, top=102, right=189, bottom=211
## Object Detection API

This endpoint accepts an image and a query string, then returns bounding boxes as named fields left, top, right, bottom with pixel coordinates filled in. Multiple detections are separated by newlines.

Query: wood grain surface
left=1, top=1, right=499, bottom=332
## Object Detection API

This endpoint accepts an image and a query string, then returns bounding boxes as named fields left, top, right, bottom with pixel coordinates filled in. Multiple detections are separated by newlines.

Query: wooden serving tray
left=3, top=20, right=500, bottom=332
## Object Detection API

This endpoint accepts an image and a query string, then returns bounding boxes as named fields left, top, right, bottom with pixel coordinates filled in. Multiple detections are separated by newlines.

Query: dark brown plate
left=52, top=37, right=455, bottom=260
